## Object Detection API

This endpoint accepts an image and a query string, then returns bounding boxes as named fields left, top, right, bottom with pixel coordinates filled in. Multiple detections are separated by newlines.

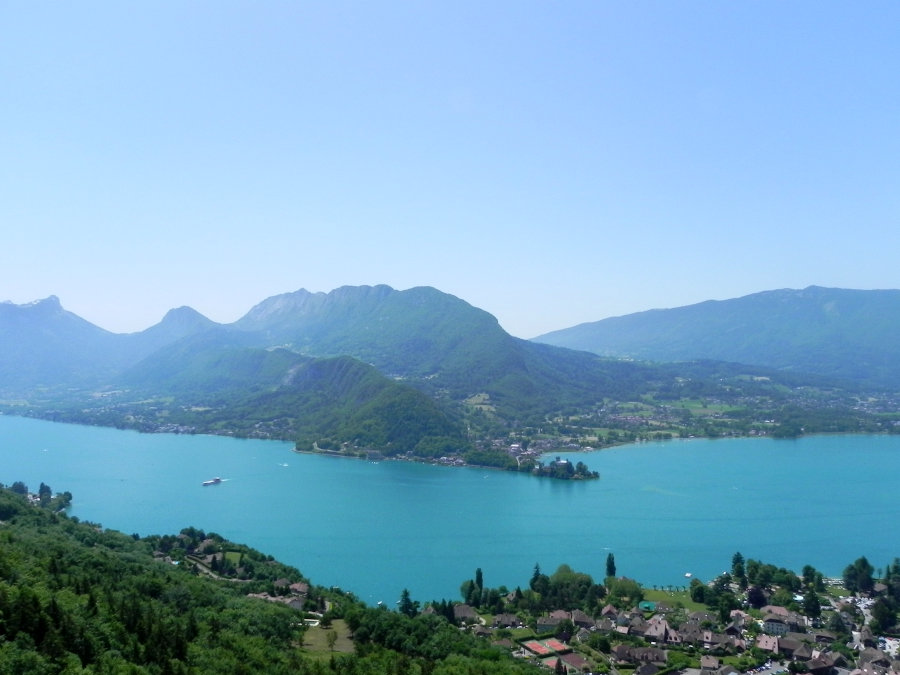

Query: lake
left=2, top=414, right=899, bottom=605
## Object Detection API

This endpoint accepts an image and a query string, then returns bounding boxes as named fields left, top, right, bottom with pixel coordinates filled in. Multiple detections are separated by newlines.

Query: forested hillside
left=0, top=483, right=541, bottom=674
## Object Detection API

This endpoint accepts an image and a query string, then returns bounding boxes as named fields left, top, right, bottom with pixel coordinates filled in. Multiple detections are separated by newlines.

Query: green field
left=641, top=588, right=707, bottom=613
left=302, top=619, right=355, bottom=658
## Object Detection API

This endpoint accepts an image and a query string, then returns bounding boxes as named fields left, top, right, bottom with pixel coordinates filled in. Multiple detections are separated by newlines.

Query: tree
left=732, top=552, right=747, bottom=589
left=606, top=553, right=616, bottom=579
left=475, top=568, right=483, bottom=591
left=690, top=578, right=706, bottom=603
left=870, top=597, right=895, bottom=632
left=843, top=557, right=875, bottom=594
left=555, top=618, right=575, bottom=641
left=326, top=630, right=337, bottom=652
left=460, top=579, right=475, bottom=603
left=802, top=565, right=817, bottom=588
left=398, top=588, right=419, bottom=617
left=803, top=589, right=821, bottom=618
left=747, top=586, right=767, bottom=609
left=827, top=611, right=848, bottom=635
left=718, top=592, right=739, bottom=624
left=746, top=559, right=761, bottom=587
left=38, top=482, right=52, bottom=507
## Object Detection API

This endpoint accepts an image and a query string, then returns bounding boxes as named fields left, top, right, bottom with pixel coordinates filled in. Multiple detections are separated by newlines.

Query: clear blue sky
left=2, top=2, right=898, bottom=338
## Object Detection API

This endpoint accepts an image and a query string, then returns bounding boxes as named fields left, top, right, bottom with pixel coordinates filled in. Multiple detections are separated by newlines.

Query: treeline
left=686, top=552, right=900, bottom=638
left=451, top=562, right=639, bottom=619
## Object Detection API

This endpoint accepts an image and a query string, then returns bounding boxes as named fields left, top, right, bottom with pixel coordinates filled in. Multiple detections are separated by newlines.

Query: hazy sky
left=3, top=2, right=898, bottom=338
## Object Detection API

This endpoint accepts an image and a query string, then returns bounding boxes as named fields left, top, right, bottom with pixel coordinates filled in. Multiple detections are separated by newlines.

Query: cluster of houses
left=246, top=577, right=311, bottom=611
left=442, top=598, right=899, bottom=675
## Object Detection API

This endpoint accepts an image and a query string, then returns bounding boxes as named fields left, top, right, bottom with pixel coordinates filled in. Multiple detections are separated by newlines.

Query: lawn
left=224, top=550, right=242, bottom=566
left=641, top=588, right=708, bottom=613
left=302, top=619, right=354, bottom=658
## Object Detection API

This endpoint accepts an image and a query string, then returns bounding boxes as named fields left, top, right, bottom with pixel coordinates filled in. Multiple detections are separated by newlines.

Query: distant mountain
left=0, top=296, right=121, bottom=391
left=4, top=287, right=653, bottom=450
left=233, top=285, right=515, bottom=380
left=533, top=286, right=900, bottom=387
left=124, top=305, right=219, bottom=357
left=4, top=285, right=878, bottom=453
left=229, top=285, right=658, bottom=419
left=0, top=297, right=218, bottom=394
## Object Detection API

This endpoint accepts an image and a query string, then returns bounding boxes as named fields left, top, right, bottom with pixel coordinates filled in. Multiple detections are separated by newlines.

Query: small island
left=298, top=440, right=600, bottom=480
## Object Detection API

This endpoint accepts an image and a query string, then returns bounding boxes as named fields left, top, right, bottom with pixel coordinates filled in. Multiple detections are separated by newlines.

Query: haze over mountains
left=534, top=286, right=900, bottom=388
left=1, top=284, right=896, bottom=455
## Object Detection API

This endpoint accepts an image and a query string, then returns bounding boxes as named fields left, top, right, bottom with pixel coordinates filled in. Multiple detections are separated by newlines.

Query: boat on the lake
left=202, top=477, right=222, bottom=486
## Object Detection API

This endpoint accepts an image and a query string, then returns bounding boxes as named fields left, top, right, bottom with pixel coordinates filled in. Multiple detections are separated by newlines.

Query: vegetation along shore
left=2, top=480, right=899, bottom=674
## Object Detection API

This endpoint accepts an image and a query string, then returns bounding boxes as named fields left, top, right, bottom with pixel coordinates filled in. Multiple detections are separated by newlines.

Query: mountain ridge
left=2, top=284, right=894, bottom=457
left=533, top=285, right=900, bottom=387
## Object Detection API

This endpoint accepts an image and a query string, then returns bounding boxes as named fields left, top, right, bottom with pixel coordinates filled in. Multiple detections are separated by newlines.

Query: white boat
left=202, top=477, right=222, bottom=486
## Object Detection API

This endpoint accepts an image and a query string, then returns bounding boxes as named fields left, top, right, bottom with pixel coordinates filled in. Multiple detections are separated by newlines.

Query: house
left=701, top=655, right=721, bottom=671
left=858, top=648, right=892, bottom=669
left=723, top=618, right=744, bottom=637
left=763, top=614, right=789, bottom=635
left=536, top=614, right=563, bottom=633
left=635, top=664, right=660, bottom=675
left=612, top=644, right=633, bottom=663
left=631, top=647, right=667, bottom=665
left=702, top=630, right=733, bottom=651
left=453, top=604, right=478, bottom=623
left=690, top=611, right=718, bottom=624
left=810, top=630, right=837, bottom=645
left=778, top=637, right=813, bottom=660
left=596, top=618, right=616, bottom=632
left=289, top=582, right=309, bottom=595
left=472, top=625, right=492, bottom=638
left=858, top=626, right=878, bottom=649
left=570, top=609, right=594, bottom=629
left=666, top=628, right=684, bottom=646
left=644, top=618, right=671, bottom=643
left=560, top=651, right=592, bottom=673
left=806, top=651, right=847, bottom=675
left=757, top=635, right=779, bottom=653
left=600, top=603, right=619, bottom=619
left=679, top=622, right=704, bottom=645
left=492, top=613, right=523, bottom=628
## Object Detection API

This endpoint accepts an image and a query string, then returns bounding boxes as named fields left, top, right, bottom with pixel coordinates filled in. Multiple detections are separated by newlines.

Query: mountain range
left=1, top=284, right=895, bottom=455
left=534, top=286, right=900, bottom=388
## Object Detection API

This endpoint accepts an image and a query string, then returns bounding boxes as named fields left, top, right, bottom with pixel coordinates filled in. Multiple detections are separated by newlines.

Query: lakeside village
left=169, top=522, right=900, bottom=675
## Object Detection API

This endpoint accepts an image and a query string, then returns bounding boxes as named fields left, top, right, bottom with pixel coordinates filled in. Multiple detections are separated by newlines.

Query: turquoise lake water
left=2, top=414, right=899, bottom=605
